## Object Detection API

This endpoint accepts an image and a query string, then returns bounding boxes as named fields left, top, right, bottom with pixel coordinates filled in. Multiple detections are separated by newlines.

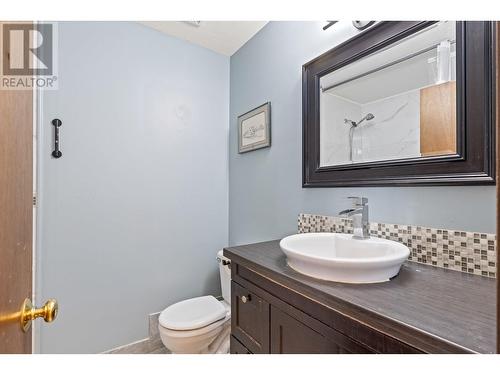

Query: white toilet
left=158, top=250, right=231, bottom=354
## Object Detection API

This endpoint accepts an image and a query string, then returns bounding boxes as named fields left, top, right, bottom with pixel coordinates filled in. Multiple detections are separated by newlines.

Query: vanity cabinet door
left=230, top=335, right=251, bottom=354
left=270, top=306, right=371, bottom=354
left=231, top=281, right=270, bottom=353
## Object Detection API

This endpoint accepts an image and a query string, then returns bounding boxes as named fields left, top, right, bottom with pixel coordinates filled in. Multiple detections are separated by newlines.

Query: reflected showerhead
left=356, top=113, right=375, bottom=126
left=344, top=113, right=375, bottom=127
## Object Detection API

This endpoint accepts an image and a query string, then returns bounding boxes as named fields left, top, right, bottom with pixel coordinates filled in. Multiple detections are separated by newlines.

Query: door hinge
left=33, top=194, right=37, bottom=206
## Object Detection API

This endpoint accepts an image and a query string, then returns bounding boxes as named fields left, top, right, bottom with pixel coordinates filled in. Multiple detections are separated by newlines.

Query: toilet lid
left=159, top=295, right=227, bottom=331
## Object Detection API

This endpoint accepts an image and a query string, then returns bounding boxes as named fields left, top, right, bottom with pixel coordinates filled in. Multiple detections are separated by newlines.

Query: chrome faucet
left=338, top=197, right=370, bottom=239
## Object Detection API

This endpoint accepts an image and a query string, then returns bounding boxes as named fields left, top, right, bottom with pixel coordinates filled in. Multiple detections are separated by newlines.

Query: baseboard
left=103, top=311, right=168, bottom=354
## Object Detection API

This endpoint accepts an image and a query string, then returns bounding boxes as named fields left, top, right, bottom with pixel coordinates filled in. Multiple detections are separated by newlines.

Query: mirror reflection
left=320, top=21, right=457, bottom=167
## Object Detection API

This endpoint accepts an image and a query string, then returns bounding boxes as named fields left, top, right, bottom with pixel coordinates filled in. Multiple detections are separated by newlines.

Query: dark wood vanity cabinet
left=231, top=277, right=375, bottom=354
left=230, top=279, right=376, bottom=353
left=229, top=262, right=414, bottom=354
left=226, top=241, right=497, bottom=354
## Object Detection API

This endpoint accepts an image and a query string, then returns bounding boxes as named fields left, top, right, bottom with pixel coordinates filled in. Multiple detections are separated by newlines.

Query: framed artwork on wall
left=238, top=102, right=271, bottom=153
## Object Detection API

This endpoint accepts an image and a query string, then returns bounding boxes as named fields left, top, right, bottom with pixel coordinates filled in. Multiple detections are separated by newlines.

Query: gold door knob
left=20, top=298, right=58, bottom=332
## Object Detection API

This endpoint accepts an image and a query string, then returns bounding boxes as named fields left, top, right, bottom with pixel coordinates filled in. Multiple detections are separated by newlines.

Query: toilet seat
left=159, top=313, right=230, bottom=338
left=158, top=297, right=231, bottom=353
left=159, top=296, right=229, bottom=331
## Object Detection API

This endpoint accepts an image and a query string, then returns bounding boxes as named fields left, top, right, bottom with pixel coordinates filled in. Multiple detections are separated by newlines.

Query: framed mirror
left=302, top=21, right=496, bottom=187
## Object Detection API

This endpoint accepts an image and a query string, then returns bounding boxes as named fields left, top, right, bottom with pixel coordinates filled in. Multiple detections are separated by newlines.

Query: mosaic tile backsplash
left=298, top=214, right=497, bottom=278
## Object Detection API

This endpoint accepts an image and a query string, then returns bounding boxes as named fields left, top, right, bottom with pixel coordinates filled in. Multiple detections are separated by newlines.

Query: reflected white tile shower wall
left=320, top=94, right=358, bottom=165
left=359, top=90, right=420, bottom=162
left=320, top=89, right=421, bottom=166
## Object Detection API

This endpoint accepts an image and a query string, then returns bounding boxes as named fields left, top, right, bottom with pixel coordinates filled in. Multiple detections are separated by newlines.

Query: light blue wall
left=37, top=22, right=229, bottom=353
left=229, top=21, right=496, bottom=246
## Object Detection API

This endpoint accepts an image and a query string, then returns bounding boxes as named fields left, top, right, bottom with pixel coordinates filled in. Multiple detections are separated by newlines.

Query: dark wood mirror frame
left=303, top=21, right=496, bottom=187
left=495, top=21, right=499, bottom=355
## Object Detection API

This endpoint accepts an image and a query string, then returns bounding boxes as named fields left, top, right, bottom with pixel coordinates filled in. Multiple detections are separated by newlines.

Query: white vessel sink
left=280, top=233, right=410, bottom=284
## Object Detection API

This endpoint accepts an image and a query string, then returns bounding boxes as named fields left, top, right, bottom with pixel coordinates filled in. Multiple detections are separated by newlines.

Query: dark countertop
left=224, top=240, right=496, bottom=354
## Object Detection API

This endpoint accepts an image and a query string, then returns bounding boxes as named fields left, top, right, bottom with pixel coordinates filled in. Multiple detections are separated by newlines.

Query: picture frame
left=238, top=102, right=271, bottom=153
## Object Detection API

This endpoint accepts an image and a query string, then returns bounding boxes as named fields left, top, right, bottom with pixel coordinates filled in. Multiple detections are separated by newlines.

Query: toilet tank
left=217, top=250, right=231, bottom=304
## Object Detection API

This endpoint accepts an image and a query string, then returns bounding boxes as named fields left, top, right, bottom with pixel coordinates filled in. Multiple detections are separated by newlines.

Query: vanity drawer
left=231, top=281, right=270, bottom=353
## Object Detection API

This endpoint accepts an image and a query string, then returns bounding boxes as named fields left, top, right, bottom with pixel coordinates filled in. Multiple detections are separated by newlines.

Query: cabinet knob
left=241, top=295, right=251, bottom=303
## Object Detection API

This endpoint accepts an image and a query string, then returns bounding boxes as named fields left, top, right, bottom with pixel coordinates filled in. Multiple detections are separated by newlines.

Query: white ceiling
left=140, top=21, right=268, bottom=56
